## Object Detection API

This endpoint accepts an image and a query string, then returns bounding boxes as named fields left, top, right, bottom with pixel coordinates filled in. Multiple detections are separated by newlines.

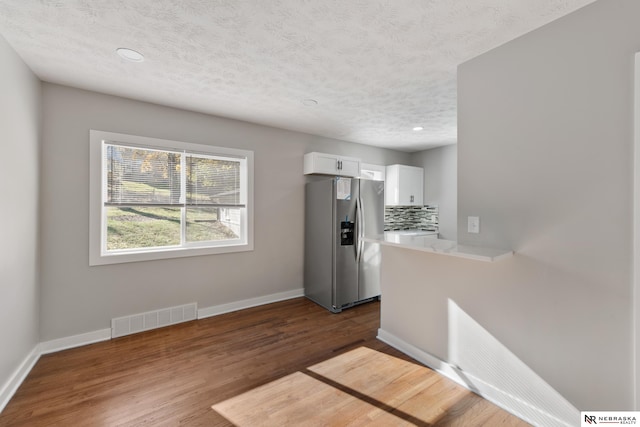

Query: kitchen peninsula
left=369, top=235, right=578, bottom=426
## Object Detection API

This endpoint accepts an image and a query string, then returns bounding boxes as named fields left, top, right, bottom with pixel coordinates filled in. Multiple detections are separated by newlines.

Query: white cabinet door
left=310, top=152, right=340, bottom=174
left=385, top=164, right=424, bottom=206
left=399, top=165, right=423, bottom=205
left=338, top=157, right=360, bottom=177
left=303, top=152, right=360, bottom=177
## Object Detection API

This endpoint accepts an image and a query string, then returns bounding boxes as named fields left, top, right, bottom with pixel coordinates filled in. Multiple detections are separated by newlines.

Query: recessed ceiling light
left=116, top=48, right=144, bottom=62
left=302, top=99, right=318, bottom=107
left=413, top=126, right=424, bottom=131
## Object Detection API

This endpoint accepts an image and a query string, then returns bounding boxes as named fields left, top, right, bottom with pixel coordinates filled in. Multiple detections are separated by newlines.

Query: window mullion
left=102, top=143, right=109, bottom=255
left=180, top=152, right=187, bottom=246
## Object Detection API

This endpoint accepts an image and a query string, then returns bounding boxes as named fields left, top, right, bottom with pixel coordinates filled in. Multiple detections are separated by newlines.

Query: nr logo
left=584, top=414, right=597, bottom=424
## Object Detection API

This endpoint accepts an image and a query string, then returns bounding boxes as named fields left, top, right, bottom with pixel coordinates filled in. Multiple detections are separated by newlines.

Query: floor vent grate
left=111, top=303, right=197, bottom=338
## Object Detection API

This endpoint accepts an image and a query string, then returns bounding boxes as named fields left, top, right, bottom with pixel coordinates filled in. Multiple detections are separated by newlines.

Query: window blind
left=104, top=143, right=244, bottom=208
left=186, top=155, right=242, bottom=207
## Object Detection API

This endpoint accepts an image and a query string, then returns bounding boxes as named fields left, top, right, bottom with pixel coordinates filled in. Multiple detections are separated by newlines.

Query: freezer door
left=358, top=179, right=384, bottom=300
left=304, top=179, right=335, bottom=311
left=334, top=178, right=359, bottom=308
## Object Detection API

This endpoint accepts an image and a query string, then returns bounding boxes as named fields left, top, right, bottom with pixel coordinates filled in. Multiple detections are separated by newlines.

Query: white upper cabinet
left=303, top=152, right=360, bottom=177
left=385, top=164, right=424, bottom=206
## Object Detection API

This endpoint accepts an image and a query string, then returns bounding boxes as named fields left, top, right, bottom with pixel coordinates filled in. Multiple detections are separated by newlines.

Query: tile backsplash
left=384, top=205, right=439, bottom=232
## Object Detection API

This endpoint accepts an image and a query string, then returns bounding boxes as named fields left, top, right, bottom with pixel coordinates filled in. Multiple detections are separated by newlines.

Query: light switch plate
left=468, top=216, right=480, bottom=234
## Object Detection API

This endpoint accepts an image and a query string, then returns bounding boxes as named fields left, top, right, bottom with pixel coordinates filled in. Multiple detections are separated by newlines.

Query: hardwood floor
left=0, top=298, right=530, bottom=426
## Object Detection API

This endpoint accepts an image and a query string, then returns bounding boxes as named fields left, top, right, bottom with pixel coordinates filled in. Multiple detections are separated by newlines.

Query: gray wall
left=456, top=0, right=639, bottom=409
left=0, top=36, right=41, bottom=390
left=40, top=83, right=410, bottom=340
left=411, top=144, right=457, bottom=240
left=380, top=247, right=580, bottom=425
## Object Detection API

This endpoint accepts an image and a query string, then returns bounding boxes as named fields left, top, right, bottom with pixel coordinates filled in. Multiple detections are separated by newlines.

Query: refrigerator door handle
left=356, top=196, right=364, bottom=263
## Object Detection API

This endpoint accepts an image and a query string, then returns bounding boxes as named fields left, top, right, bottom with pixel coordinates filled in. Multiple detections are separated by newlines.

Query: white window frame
left=89, top=130, right=254, bottom=265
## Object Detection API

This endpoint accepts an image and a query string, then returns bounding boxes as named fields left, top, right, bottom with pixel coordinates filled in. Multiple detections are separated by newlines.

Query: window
left=90, top=130, right=253, bottom=265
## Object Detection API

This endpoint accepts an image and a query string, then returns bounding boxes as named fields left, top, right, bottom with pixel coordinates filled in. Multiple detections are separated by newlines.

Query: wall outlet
left=468, top=216, right=480, bottom=234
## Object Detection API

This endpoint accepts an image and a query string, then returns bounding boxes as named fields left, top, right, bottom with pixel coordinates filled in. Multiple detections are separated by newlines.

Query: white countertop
left=367, top=233, right=513, bottom=262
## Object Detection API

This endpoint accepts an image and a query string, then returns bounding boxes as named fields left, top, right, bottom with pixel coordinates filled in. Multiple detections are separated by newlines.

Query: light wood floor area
left=0, top=298, right=530, bottom=426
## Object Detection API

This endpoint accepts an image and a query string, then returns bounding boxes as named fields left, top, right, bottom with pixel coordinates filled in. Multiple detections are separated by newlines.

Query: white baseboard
left=1, top=329, right=112, bottom=414
left=0, top=345, right=40, bottom=414
left=377, top=329, right=465, bottom=385
left=1, top=292, right=304, bottom=415
left=0, top=328, right=112, bottom=414
left=39, top=328, right=112, bottom=355
left=198, top=288, right=304, bottom=319
left=377, top=328, right=576, bottom=427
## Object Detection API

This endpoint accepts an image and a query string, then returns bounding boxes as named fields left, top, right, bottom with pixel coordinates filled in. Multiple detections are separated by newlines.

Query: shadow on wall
left=447, top=299, right=579, bottom=426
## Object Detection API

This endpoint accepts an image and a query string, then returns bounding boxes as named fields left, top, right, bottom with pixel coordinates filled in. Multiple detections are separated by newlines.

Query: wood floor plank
left=308, top=346, right=440, bottom=408
left=213, top=372, right=414, bottom=427
left=0, top=297, right=530, bottom=426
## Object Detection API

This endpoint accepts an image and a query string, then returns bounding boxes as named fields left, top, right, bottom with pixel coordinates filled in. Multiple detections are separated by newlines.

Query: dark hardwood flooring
left=0, top=298, right=529, bottom=426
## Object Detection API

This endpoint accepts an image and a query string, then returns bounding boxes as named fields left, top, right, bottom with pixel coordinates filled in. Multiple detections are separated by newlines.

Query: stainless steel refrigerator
left=304, top=177, right=384, bottom=313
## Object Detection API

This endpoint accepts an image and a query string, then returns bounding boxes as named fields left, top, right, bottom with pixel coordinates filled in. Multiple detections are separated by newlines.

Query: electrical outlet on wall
left=468, top=216, right=480, bottom=234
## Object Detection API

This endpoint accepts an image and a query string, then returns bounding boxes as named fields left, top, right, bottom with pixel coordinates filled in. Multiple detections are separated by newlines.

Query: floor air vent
left=111, top=303, right=197, bottom=338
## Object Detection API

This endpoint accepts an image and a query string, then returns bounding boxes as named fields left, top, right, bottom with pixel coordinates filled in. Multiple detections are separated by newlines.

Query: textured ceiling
left=0, top=0, right=596, bottom=152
